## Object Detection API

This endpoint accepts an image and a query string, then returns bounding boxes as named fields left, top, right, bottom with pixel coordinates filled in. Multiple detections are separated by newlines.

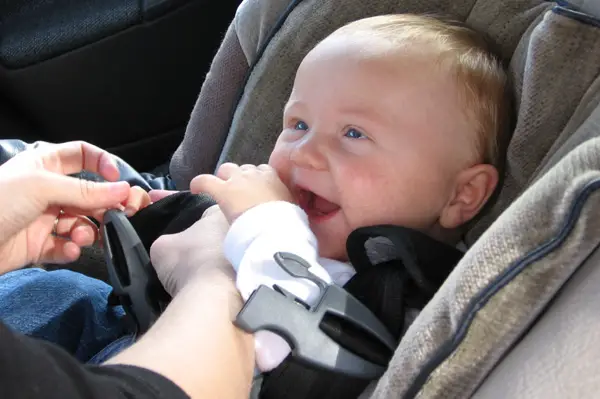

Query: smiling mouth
left=297, top=189, right=341, bottom=222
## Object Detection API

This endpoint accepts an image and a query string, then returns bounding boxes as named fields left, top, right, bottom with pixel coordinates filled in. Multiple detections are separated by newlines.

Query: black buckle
left=235, top=252, right=397, bottom=380
left=101, top=209, right=171, bottom=335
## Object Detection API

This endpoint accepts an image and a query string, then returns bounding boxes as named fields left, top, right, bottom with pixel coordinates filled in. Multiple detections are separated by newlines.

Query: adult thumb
left=38, top=172, right=131, bottom=211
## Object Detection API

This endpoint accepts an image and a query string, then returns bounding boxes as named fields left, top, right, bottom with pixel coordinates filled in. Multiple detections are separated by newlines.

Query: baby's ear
left=439, top=164, right=498, bottom=229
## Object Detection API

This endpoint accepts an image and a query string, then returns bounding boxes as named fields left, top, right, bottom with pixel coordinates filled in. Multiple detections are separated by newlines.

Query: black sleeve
left=0, top=321, right=190, bottom=399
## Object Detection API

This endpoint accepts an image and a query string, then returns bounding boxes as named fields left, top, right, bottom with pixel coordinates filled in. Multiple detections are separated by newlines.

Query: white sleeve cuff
left=223, top=201, right=332, bottom=303
left=223, top=201, right=315, bottom=270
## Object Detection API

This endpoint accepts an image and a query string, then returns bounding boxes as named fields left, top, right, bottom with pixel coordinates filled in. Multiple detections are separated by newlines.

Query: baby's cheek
left=268, top=152, right=292, bottom=187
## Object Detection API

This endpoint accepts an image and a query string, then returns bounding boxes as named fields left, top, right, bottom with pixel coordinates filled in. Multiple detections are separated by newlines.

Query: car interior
left=0, top=0, right=243, bottom=173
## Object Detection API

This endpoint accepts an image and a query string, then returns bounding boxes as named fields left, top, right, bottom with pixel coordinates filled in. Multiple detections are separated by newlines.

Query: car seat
left=165, top=0, right=600, bottom=397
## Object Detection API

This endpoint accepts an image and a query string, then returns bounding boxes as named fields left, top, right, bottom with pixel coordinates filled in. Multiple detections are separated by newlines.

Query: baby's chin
left=315, top=233, right=349, bottom=262
left=310, top=214, right=351, bottom=261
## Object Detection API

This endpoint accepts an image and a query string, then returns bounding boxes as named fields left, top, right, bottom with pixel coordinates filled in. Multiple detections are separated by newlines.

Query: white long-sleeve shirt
left=223, top=201, right=356, bottom=372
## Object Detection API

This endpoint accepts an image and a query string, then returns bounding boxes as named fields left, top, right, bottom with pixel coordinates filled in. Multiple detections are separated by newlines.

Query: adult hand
left=111, top=204, right=253, bottom=399
left=190, top=163, right=293, bottom=224
left=0, top=141, right=146, bottom=274
left=150, top=205, right=233, bottom=296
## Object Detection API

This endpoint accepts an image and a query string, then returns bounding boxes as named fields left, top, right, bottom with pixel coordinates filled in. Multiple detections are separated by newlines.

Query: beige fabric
left=471, top=244, right=600, bottom=399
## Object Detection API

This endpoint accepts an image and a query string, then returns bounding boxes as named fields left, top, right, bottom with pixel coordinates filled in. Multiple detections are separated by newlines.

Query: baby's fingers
left=190, top=174, right=226, bottom=200
left=216, top=163, right=240, bottom=180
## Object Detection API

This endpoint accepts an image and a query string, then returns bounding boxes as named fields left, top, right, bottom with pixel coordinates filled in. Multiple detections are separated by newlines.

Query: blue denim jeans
left=0, top=268, right=131, bottom=362
left=88, top=333, right=136, bottom=364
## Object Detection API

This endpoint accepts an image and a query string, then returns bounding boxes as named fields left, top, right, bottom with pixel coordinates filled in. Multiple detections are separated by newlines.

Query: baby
left=191, top=13, right=511, bottom=372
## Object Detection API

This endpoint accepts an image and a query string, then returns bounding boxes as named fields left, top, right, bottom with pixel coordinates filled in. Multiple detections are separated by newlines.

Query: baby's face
left=269, top=34, right=477, bottom=260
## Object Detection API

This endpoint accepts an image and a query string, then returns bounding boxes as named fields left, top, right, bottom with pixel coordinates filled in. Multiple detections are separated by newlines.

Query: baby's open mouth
left=297, top=189, right=340, bottom=222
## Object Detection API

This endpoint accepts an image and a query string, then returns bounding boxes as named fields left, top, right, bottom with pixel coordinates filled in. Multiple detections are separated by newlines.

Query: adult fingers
left=202, top=204, right=222, bottom=218
left=38, top=236, right=82, bottom=265
left=40, top=141, right=121, bottom=182
left=36, top=172, right=130, bottom=212
left=55, top=213, right=99, bottom=247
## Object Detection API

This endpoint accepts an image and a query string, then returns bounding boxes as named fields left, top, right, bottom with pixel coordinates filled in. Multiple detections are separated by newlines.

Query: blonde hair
left=332, top=14, right=513, bottom=170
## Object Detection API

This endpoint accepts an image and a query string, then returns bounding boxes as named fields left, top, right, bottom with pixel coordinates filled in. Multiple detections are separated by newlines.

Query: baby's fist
left=190, top=163, right=293, bottom=223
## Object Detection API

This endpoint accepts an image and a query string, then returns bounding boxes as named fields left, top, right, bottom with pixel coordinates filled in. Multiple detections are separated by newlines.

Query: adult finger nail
left=99, top=155, right=120, bottom=181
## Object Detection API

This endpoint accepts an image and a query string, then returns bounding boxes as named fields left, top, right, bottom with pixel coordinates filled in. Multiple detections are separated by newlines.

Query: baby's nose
left=290, top=135, right=327, bottom=171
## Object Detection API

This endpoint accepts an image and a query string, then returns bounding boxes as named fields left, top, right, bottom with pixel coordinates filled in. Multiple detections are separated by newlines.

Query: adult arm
left=134, top=205, right=256, bottom=398
left=0, top=321, right=187, bottom=399
left=106, top=269, right=254, bottom=399
left=0, top=267, right=253, bottom=399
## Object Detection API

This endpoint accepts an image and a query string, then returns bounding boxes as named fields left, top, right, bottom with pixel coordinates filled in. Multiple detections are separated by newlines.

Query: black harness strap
left=128, top=190, right=217, bottom=253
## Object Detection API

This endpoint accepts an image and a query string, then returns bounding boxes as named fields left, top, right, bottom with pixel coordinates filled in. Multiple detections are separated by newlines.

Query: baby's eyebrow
left=283, top=99, right=306, bottom=115
left=338, top=105, right=389, bottom=127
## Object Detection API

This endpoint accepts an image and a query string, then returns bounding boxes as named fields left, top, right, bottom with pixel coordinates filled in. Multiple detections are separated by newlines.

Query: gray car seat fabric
left=169, top=0, right=600, bottom=398
left=471, top=233, right=600, bottom=399
left=466, top=3, right=600, bottom=244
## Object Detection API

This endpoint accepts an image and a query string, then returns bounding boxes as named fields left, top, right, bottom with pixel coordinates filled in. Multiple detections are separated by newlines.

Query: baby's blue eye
left=345, top=128, right=366, bottom=139
left=294, top=121, right=309, bottom=131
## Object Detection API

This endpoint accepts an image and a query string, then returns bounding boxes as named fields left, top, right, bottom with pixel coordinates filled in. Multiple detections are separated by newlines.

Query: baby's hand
left=122, top=186, right=152, bottom=216
left=190, top=163, right=293, bottom=223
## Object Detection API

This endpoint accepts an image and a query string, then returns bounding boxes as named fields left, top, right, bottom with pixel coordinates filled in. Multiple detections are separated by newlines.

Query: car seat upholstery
left=471, top=202, right=600, bottom=399
left=169, top=0, right=600, bottom=397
